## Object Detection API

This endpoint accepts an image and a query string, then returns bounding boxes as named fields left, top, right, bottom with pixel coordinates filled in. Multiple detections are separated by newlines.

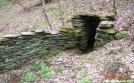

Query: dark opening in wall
left=72, top=15, right=101, bottom=51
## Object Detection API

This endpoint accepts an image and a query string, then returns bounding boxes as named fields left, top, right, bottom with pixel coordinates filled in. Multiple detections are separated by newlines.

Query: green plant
left=47, top=4, right=57, bottom=11
left=0, top=0, right=12, bottom=7
left=40, top=64, right=52, bottom=78
left=79, top=78, right=91, bottom=83
left=82, top=58, right=90, bottom=63
left=59, top=65, right=66, bottom=72
left=80, top=71, right=88, bottom=78
left=49, top=50, right=62, bottom=57
left=65, top=10, right=71, bottom=15
left=40, top=21, right=49, bottom=26
left=21, top=72, right=36, bottom=82
left=5, top=58, right=9, bottom=63
left=115, top=32, right=127, bottom=39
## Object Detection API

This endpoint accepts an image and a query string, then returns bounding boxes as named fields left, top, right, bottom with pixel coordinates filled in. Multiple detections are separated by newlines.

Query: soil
left=0, top=0, right=134, bottom=83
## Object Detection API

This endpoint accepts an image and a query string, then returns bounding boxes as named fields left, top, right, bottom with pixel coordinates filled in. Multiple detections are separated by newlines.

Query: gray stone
left=21, top=32, right=35, bottom=36
left=35, top=29, right=46, bottom=34
left=0, top=38, right=9, bottom=42
left=96, top=27, right=116, bottom=34
left=4, top=34, right=18, bottom=38
left=99, top=21, right=114, bottom=28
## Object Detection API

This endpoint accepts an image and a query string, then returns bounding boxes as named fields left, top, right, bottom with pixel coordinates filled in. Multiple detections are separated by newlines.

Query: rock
left=21, top=32, right=35, bottom=36
left=99, top=21, right=114, bottom=29
left=4, top=34, right=18, bottom=38
left=35, top=29, right=46, bottom=34
left=97, top=27, right=116, bottom=34
left=58, top=58, right=63, bottom=62
left=0, top=38, right=9, bottom=42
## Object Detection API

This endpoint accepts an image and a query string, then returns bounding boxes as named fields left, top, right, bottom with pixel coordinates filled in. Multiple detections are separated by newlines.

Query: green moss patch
left=59, top=26, right=82, bottom=39
left=97, top=27, right=116, bottom=34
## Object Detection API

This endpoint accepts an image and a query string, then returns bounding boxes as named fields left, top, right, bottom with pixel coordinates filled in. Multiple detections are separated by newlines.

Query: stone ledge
left=99, top=21, right=114, bottom=28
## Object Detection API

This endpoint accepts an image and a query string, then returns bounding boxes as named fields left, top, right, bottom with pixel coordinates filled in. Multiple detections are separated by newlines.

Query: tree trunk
left=42, top=0, right=53, bottom=30
left=113, top=0, right=117, bottom=15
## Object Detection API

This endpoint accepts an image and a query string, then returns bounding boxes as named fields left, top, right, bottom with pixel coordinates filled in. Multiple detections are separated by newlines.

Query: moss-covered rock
left=49, top=50, right=62, bottom=57
left=59, top=26, right=82, bottom=39
left=97, top=27, right=116, bottom=34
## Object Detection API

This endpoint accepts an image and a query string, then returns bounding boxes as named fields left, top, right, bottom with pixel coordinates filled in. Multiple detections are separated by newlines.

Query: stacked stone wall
left=0, top=14, right=116, bottom=74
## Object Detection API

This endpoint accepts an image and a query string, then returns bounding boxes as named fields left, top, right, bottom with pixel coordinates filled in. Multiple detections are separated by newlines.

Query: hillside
left=0, top=0, right=134, bottom=82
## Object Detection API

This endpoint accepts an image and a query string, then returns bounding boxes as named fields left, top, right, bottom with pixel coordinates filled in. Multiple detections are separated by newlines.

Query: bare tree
left=42, top=0, right=53, bottom=30
left=57, top=0, right=65, bottom=26
left=113, top=0, right=117, bottom=15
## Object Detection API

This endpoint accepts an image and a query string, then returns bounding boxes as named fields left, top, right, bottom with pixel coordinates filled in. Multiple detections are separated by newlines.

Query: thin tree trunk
left=42, top=0, right=53, bottom=30
left=57, top=0, right=65, bottom=26
left=113, top=0, right=117, bottom=15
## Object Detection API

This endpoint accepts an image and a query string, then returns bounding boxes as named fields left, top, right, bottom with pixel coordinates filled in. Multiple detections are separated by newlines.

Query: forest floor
left=0, top=0, right=134, bottom=83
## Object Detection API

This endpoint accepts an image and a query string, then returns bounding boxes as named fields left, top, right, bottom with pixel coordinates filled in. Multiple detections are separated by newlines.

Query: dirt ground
left=0, top=0, right=134, bottom=83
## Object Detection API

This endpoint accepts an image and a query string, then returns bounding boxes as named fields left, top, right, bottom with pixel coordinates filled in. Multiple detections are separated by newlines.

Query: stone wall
left=0, top=26, right=80, bottom=74
left=0, top=14, right=116, bottom=74
left=71, top=14, right=116, bottom=50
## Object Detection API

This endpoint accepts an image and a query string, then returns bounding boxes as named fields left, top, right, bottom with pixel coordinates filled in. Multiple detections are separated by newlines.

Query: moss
left=59, top=28, right=68, bottom=33
left=75, top=66, right=82, bottom=71
left=105, top=14, right=115, bottom=17
left=71, top=15, right=81, bottom=19
left=88, top=13, right=103, bottom=19
left=78, top=37, right=88, bottom=50
left=49, top=50, right=62, bottom=57
left=97, top=27, right=116, bottom=34
left=59, top=26, right=82, bottom=39
left=105, top=14, right=115, bottom=21
left=64, top=43, right=76, bottom=49
left=0, top=34, right=3, bottom=38
left=59, top=26, right=75, bottom=30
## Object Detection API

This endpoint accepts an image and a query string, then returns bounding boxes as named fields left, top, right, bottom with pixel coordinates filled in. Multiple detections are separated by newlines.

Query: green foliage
left=115, top=0, right=126, bottom=6
left=5, top=58, right=9, bottom=63
left=80, top=71, right=88, bottom=78
left=59, top=65, right=66, bottom=72
left=82, top=58, right=90, bottom=63
left=34, top=25, right=41, bottom=30
left=115, top=32, right=127, bottom=39
left=21, top=72, right=36, bottom=82
left=64, top=10, right=71, bottom=15
left=94, top=39, right=107, bottom=49
left=47, top=4, right=57, bottom=11
left=49, top=50, right=62, bottom=57
left=40, top=64, right=53, bottom=78
left=79, top=78, right=91, bottom=83
left=0, top=0, right=12, bottom=7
